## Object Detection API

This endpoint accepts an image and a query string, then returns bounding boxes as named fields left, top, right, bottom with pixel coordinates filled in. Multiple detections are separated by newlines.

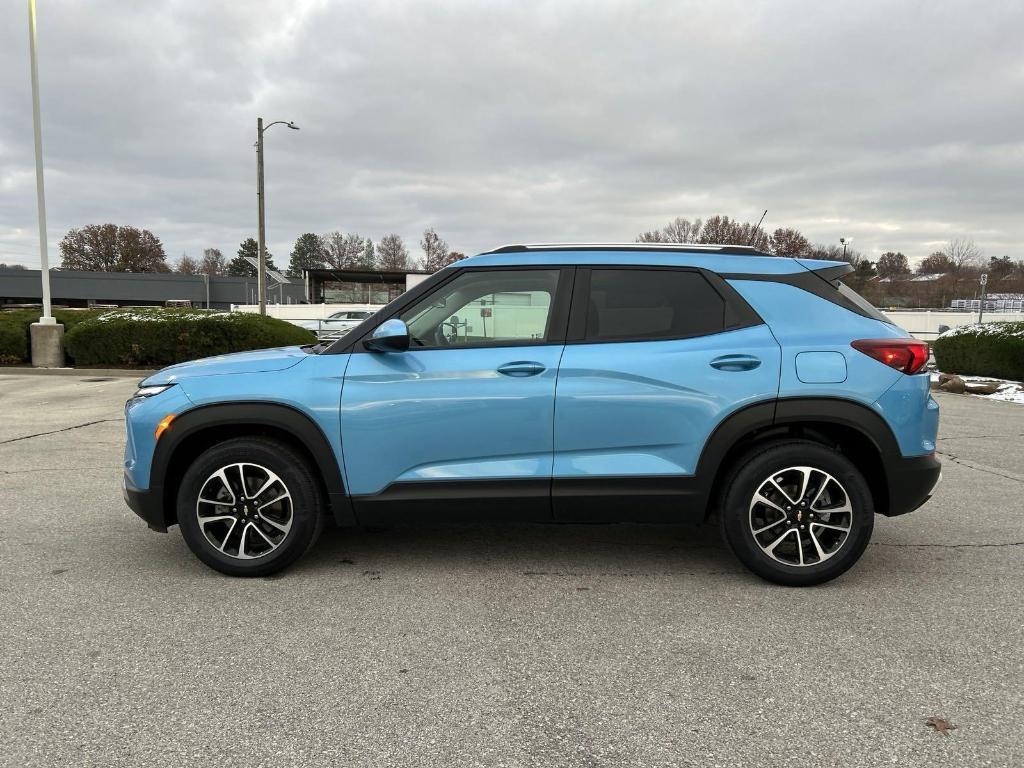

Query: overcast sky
left=1, top=0, right=1022, bottom=270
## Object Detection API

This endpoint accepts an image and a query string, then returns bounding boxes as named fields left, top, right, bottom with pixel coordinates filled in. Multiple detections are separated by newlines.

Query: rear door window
left=583, top=269, right=726, bottom=342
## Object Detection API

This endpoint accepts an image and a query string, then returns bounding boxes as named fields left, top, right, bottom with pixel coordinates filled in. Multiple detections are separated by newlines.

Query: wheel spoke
left=811, top=521, right=850, bottom=533
left=218, top=518, right=237, bottom=552
left=250, top=524, right=276, bottom=547
left=765, top=528, right=795, bottom=554
left=753, top=492, right=787, bottom=516
left=768, top=477, right=798, bottom=505
left=809, top=527, right=828, bottom=562
left=213, top=468, right=236, bottom=504
left=258, top=493, right=289, bottom=511
left=753, top=514, right=788, bottom=535
left=198, top=498, right=230, bottom=507
left=199, top=514, right=234, bottom=527
left=237, top=522, right=250, bottom=557
left=795, top=529, right=804, bottom=565
left=258, top=511, right=289, bottom=533
left=250, top=475, right=277, bottom=501
left=816, top=500, right=853, bottom=516
left=795, top=467, right=812, bottom=504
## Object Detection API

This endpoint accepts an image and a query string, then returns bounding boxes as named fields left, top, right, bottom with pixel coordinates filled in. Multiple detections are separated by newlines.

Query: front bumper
left=123, top=475, right=167, bottom=532
left=883, top=453, right=942, bottom=517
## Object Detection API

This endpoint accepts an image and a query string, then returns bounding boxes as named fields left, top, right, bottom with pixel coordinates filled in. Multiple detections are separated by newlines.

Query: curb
left=0, top=367, right=156, bottom=378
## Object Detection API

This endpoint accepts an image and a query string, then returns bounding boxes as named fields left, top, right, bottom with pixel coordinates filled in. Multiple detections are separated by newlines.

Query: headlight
left=131, top=384, right=175, bottom=400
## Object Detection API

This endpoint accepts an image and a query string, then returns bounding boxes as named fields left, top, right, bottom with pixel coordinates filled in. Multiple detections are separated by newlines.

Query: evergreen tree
left=287, top=233, right=326, bottom=277
left=227, top=238, right=276, bottom=277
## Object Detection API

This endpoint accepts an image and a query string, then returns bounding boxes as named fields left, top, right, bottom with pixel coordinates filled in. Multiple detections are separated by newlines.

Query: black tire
left=719, top=440, right=874, bottom=587
left=177, top=437, right=324, bottom=577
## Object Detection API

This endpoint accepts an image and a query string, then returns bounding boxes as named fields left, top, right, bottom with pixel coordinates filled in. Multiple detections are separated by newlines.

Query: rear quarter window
left=834, top=280, right=893, bottom=325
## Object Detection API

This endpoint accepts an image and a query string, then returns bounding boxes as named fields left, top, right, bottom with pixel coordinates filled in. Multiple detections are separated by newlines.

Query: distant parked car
left=298, top=310, right=374, bottom=337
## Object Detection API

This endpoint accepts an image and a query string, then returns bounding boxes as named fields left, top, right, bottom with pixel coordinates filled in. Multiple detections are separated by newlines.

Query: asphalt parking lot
left=1, top=372, right=1021, bottom=767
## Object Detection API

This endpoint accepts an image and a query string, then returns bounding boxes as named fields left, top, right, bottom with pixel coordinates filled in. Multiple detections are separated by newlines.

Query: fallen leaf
left=925, top=717, right=957, bottom=736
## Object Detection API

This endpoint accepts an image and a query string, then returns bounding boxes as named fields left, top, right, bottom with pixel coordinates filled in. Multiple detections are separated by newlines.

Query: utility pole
left=27, top=0, right=63, bottom=366
left=255, top=117, right=299, bottom=316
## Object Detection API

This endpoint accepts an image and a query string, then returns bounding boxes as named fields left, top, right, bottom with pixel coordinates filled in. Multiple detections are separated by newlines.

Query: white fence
left=883, top=310, right=1024, bottom=340
left=231, top=303, right=379, bottom=320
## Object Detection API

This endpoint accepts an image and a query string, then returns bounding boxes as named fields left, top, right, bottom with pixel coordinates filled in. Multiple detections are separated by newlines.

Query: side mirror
left=364, top=318, right=410, bottom=352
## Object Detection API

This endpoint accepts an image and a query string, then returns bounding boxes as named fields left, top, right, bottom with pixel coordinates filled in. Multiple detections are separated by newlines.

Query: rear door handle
left=710, top=354, right=761, bottom=372
left=497, top=361, right=546, bottom=377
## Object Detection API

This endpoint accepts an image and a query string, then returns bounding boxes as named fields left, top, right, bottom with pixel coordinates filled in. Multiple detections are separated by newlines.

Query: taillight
left=851, top=339, right=929, bottom=375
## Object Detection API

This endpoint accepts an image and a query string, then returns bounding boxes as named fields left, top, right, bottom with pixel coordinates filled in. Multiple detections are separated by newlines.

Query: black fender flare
left=694, top=397, right=902, bottom=515
left=153, top=401, right=354, bottom=527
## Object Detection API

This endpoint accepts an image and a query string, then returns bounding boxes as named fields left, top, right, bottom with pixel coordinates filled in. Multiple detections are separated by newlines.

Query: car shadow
left=287, top=521, right=745, bottom=580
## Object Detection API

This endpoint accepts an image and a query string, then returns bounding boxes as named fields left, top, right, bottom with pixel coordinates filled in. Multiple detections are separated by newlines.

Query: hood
left=141, top=346, right=309, bottom=385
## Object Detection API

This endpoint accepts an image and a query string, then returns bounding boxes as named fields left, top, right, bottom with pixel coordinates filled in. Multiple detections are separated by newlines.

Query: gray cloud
left=2, top=0, right=1022, bottom=269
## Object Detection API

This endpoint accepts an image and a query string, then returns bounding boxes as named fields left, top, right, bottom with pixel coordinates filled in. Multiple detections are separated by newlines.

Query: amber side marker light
left=155, top=414, right=176, bottom=441
left=850, top=339, right=930, bottom=375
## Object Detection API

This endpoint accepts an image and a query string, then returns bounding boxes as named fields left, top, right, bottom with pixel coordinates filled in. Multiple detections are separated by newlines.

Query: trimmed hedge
left=933, top=321, right=1024, bottom=381
left=64, top=309, right=315, bottom=367
left=0, top=308, right=106, bottom=364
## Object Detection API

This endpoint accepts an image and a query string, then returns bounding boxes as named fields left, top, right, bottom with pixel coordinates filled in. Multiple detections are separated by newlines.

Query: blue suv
left=122, top=244, right=940, bottom=585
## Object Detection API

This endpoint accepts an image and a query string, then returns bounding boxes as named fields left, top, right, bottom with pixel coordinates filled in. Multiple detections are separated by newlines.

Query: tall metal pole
left=978, top=273, right=988, bottom=324
left=28, top=0, right=54, bottom=323
left=256, top=117, right=267, bottom=315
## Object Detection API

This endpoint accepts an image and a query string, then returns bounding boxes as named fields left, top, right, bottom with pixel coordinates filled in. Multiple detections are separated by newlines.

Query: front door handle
left=497, top=361, right=546, bottom=377
left=710, top=354, right=761, bottom=372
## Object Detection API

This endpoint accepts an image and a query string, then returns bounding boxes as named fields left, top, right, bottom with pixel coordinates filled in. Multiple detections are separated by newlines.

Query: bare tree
left=176, top=252, right=201, bottom=274
left=421, top=228, right=452, bottom=272
left=946, top=238, right=982, bottom=273
left=377, top=234, right=410, bottom=270
left=769, top=228, right=811, bottom=258
left=636, top=229, right=669, bottom=243
left=200, top=248, right=226, bottom=276
left=636, top=217, right=702, bottom=243
left=662, top=217, right=702, bottom=243
left=322, top=232, right=366, bottom=270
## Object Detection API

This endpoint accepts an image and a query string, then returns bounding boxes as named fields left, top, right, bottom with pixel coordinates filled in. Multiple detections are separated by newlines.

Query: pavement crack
left=935, top=449, right=1024, bottom=484
left=873, top=541, right=1024, bottom=549
left=0, top=419, right=121, bottom=445
left=937, top=433, right=1024, bottom=441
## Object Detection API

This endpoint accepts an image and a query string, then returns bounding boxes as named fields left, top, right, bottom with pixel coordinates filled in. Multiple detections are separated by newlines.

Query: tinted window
left=400, top=269, right=559, bottom=348
left=585, top=269, right=725, bottom=341
left=835, top=280, right=893, bottom=325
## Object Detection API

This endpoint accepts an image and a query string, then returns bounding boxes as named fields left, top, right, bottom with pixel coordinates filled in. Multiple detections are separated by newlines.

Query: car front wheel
left=177, top=437, right=324, bottom=577
left=720, top=440, right=874, bottom=586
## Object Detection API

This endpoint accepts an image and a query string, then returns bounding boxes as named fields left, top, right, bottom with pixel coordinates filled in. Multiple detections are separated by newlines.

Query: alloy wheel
left=195, top=462, right=293, bottom=560
left=748, top=465, right=853, bottom=567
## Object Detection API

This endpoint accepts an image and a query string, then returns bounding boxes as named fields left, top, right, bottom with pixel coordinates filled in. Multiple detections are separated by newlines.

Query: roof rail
left=482, top=242, right=770, bottom=256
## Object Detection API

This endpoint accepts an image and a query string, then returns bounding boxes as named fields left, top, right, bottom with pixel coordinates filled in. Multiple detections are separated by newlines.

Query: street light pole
left=256, top=118, right=266, bottom=315
left=255, top=117, right=298, bottom=316
left=840, top=236, right=852, bottom=261
left=28, top=0, right=53, bottom=323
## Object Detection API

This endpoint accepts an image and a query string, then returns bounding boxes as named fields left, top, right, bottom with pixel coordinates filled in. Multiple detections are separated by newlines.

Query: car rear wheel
left=177, top=437, right=324, bottom=577
left=720, top=440, right=874, bottom=586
